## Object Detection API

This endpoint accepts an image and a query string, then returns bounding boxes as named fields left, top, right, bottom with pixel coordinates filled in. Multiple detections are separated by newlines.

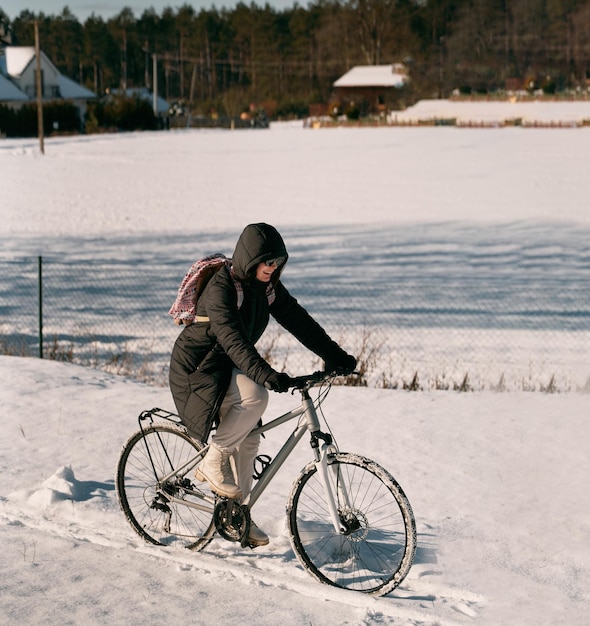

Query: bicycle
left=115, top=371, right=416, bottom=596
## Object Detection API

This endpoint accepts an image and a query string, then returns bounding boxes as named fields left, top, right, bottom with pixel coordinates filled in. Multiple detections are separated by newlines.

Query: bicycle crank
left=213, top=498, right=251, bottom=547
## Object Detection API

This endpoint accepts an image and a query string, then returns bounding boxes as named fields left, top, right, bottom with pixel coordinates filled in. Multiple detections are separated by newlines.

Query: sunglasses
left=264, top=257, right=286, bottom=267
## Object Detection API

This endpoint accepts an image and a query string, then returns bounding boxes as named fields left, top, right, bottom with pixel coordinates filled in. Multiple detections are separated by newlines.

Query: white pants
left=213, top=369, right=268, bottom=496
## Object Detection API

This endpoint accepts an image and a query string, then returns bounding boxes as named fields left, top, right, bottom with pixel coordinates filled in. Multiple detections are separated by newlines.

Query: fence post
left=38, top=255, right=43, bottom=358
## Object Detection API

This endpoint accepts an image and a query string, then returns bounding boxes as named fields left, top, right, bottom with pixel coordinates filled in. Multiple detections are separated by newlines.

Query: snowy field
left=1, top=120, right=589, bottom=624
left=1, top=123, right=589, bottom=390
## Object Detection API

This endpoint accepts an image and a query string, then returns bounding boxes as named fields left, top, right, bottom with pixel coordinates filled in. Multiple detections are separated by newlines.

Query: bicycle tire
left=116, top=423, right=216, bottom=550
left=287, top=452, right=416, bottom=596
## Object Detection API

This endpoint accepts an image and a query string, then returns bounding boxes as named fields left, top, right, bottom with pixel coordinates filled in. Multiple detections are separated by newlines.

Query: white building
left=0, top=46, right=96, bottom=116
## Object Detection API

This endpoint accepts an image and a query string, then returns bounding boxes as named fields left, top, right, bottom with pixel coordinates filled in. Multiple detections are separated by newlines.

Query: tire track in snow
left=1, top=497, right=485, bottom=626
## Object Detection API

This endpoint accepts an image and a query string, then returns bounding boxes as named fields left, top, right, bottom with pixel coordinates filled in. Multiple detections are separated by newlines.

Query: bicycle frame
left=243, top=394, right=314, bottom=508
left=141, top=381, right=352, bottom=535
left=244, top=389, right=350, bottom=534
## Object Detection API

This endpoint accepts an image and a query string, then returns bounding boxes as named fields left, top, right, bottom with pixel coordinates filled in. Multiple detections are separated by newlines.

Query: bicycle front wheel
left=287, top=452, right=416, bottom=596
left=116, top=424, right=216, bottom=550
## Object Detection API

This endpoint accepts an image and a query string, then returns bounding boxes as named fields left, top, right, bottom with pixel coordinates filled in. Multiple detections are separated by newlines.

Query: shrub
left=43, top=102, right=80, bottom=134
left=345, top=103, right=360, bottom=120
left=0, top=102, right=79, bottom=137
left=86, top=95, right=157, bottom=132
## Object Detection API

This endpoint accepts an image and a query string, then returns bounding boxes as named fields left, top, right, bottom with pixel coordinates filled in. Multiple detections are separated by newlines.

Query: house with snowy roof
left=108, top=87, right=170, bottom=117
left=0, top=45, right=96, bottom=116
left=333, top=63, right=408, bottom=115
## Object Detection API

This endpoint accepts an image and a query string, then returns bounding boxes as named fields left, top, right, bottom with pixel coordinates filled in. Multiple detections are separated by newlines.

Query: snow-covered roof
left=0, top=71, right=28, bottom=100
left=334, top=64, right=407, bottom=89
left=58, top=74, right=96, bottom=100
left=111, top=87, right=170, bottom=115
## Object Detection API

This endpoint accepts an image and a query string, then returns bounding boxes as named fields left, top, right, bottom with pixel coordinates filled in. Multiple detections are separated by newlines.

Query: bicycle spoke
left=288, top=453, right=416, bottom=596
left=116, top=425, right=216, bottom=550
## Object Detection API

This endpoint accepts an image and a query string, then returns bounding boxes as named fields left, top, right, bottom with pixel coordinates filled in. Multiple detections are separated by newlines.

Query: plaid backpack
left=168, top=253, right=275, bottom=326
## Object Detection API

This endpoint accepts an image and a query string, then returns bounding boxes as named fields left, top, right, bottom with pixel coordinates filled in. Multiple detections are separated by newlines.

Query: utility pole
left=143, top=40, right=150, bottom=89
left=34, top=20, right=44, bottom=154
left=153, top=53, right=158, bottom=116
left=438, top=36, right=445, bottom=100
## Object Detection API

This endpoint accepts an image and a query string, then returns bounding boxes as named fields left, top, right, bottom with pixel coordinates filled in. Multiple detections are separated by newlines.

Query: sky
left=0, top=0, right=301, bottom=22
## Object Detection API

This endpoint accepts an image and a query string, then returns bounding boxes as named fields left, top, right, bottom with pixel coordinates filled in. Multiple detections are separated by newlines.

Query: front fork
left=312, top=435, right=350, bottom=534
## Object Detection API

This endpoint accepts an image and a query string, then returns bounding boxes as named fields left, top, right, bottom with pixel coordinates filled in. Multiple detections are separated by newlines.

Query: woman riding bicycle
left=169, top=223, right=356, bottom=547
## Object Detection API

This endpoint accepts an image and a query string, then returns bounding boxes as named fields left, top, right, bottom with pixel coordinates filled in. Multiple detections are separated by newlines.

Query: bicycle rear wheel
left=287, top=452, right=416, bottom=596
left=116, top=424, right=216, bottom=550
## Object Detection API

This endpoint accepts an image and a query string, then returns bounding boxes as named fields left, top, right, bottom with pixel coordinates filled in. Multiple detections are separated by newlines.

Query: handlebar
left=288, top=370, right=358, bottom=390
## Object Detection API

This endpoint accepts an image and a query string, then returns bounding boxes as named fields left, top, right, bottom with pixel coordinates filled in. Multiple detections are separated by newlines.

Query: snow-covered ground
left=0, top=357, right=588, bottom=625
left=2, top=120, right=590, bottom=233
left=389, top=98, right=590, bottom=126
left=1, top=118, right=589, bottom=624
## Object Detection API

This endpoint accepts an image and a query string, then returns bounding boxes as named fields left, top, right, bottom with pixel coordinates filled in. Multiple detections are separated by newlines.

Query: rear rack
left=138, top=407, right=184, bottom=428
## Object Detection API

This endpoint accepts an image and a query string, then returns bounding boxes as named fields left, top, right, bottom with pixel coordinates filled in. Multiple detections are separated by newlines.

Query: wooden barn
left=333, top=64, right=408, bottom=116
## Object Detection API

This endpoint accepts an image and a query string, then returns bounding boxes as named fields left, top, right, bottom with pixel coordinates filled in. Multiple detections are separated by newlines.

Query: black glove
left=265, top=371, right=293, bottom=393
left=324, top=353, right=357, bottom=376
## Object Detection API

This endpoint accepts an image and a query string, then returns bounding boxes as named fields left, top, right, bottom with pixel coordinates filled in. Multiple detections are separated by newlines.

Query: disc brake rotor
left=341, top=508, right=369, bottom=542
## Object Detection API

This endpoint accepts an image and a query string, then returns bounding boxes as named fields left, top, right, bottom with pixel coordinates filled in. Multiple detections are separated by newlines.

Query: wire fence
left=1, top=247, right=589, bottom=392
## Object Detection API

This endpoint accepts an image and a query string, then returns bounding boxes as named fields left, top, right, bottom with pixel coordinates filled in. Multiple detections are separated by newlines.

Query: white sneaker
left=195, top=444, right=242, bottom=500
left=248, top=521, right=269, bottom=547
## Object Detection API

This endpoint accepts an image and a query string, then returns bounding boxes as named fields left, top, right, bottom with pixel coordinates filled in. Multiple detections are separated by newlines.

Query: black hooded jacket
left=169, top=223, right=349, bottom=441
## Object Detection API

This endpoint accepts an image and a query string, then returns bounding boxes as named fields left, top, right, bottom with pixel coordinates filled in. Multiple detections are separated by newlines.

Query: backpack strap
left=233, top=276, right=245, bottom=309
left=231, top=274, right=275, bottom=309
